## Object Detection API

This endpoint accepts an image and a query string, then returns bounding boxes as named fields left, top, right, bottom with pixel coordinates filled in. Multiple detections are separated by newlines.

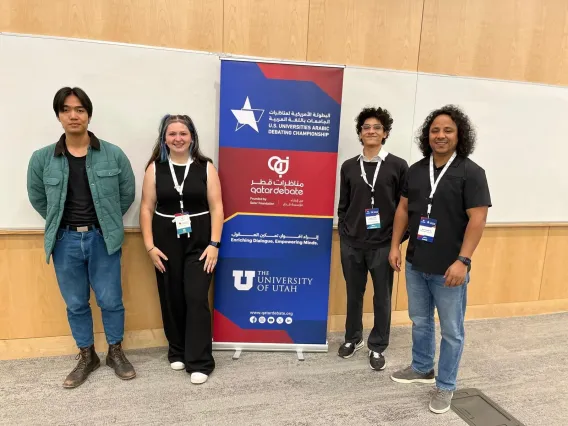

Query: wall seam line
left=537, top=226, right=551, bottom=301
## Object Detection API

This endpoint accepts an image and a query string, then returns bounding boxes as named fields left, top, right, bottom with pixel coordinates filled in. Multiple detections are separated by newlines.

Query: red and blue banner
left=213, top=59, right=344, bottom=349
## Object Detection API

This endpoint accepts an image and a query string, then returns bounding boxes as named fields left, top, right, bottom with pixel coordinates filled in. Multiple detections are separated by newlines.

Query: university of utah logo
left=232, top=270, right=255, bottom=291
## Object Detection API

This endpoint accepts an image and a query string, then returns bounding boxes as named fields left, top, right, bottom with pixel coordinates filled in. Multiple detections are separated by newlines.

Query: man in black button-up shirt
left=337, top=107, right=408, bottom=371
left=389, top=105, right=491, bottom=415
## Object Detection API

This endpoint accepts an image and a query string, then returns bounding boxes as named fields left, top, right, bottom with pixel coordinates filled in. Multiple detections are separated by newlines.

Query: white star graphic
left=231, top=97, right=264, bottom=132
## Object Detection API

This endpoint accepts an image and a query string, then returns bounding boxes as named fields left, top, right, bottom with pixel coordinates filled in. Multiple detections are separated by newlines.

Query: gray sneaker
left=429, top=387, right=454, bottom=414
left=390, top=365, right=436, bottom=384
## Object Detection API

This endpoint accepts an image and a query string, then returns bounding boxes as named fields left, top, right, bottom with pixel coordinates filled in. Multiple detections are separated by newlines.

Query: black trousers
left=153, top=217, right=215, bottom=375
left=340, top=240, right=394, bottom=353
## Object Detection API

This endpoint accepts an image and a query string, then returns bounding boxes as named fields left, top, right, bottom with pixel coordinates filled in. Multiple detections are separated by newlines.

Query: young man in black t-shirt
left=389, top=105, right=491, bottom=414
left=337, top=107, right=408, bottom=371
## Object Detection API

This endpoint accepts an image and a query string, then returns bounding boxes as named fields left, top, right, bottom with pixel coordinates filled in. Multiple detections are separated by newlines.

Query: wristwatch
left=209, top=241, right=221, bottom=248
left=457, top=256, right=471, bottom=266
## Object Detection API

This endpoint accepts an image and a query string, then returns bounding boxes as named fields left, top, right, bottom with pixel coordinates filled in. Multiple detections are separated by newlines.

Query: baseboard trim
left=0, top=328, right=167, bottom=360
left=3, top=299, right=567, bottom=360
left=328, top=298, right=568, bottom=332
left=2, top=222, right=568, bottom=235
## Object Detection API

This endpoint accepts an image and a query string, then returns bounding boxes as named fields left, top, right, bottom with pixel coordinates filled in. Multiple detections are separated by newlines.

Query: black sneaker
left=369, top=350, right=386, bottom=371
left=337, top=339, right=364, bottom=358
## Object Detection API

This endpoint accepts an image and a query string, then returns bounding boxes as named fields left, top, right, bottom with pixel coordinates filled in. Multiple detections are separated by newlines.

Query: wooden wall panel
left=1, top=230, right=401, bottom=340
left=307, top=0, right=424, bottom=70
left=2, top=226, right=568, bottom=357
left=0, top=0, right=223, bottom=52
left=419, top=0, right=568, bottom=85
left=327, top=232, right=346, bottom=316
left=223, top=0, right=310, bottom=60
left=0, top=1, right=8, bottom=30
left=467, top=227, right=548, bottom=305
left=328, top=232, right=399, bottom=318
left=0, top=233, right=163, bottom=340
left=396, top=227, right=548, bottom=310
left=120, top=234, right=164, bottom=330
left=0, top=328, right=168, bottom=360
left=0, top=238, right=10, bottom=338
left=7, top=297, right=568, bottom=359
left=0, top=235, right=67, bottom=339
left=539, top=227, right=568, bottom=300
left=3, top=0, right=568, bottom=87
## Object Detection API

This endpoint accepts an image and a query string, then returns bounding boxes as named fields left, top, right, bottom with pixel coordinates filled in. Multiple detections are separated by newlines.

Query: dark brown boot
left=106, top=342, right=136, bottom=380
left=63, top=345, right=100, bottom=388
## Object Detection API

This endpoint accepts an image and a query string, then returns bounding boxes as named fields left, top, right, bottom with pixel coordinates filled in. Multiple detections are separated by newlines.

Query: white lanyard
left=359, top=157, right=382, bottom=208
left=168, top=157, right=192, bottom=211
left=427, top=152, right=457, bottom=216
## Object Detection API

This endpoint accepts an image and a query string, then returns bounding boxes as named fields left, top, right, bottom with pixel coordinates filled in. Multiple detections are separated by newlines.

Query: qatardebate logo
left=231, top=97, right=264, bottom=132
left=268, top=156, right=289, bottom=178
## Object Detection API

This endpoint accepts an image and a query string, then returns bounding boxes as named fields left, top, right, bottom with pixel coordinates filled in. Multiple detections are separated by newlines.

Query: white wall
left=334, top=66, right=417, bottom=224
left=1, top=33, right=566, bottom=228
left=412, top=73, right=568, bottom=223
left=0, top=33, right=219, bottom=228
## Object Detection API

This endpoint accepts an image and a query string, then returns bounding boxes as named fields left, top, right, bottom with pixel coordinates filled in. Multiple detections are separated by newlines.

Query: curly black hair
left=417, top=105, right=476, bottom=157
left=355, top=107, right=393, bottom=145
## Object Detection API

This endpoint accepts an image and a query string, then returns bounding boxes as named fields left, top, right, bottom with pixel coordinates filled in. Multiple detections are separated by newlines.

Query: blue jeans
left=405, top=261, right=469, bottom=391
left=52, top=228, right=124, bottom=348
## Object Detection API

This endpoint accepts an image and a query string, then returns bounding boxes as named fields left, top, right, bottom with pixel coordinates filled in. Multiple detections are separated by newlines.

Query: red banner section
left=214, top=311, right=294, bottom=344
left=219, top=147, right=337, bottom=219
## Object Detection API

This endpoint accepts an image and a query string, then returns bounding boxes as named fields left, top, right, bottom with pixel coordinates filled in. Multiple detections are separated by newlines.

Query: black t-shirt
left=60, top=153, right=98, bottom=227
left=338, top=152, right=408, bottom=249
left=402, top=155, right=491, bottom=275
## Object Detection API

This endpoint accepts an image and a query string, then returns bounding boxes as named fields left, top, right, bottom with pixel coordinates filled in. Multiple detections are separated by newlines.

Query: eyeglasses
left=362, top=124, right=384, bottom=131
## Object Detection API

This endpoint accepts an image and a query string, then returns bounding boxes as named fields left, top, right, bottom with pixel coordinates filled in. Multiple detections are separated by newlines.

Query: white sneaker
left=170, top=361, right=185, bottom=370
left=190, top=372, right=208, bottom=384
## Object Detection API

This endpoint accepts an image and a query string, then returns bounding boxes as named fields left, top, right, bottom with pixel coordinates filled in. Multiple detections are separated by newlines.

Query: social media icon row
left=250, top=316, right=293, bottom=325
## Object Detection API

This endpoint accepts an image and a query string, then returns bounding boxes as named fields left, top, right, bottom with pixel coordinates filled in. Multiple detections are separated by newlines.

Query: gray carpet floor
left=2, top=313, right=568, bottom=426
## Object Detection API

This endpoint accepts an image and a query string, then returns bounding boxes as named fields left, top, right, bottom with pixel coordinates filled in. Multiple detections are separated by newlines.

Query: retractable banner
left=213, top=59, right=344, bottom=353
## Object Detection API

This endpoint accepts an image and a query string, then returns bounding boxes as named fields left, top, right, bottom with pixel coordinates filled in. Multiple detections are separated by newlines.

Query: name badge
left=417, top=217, right=437, bottom=243
left=174, top=213, right=192, bottom=236
left=365, top=208, right=381, bottom=229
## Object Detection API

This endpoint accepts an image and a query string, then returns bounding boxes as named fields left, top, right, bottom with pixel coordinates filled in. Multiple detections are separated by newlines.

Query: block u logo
left=233, top=270, right=255, bottom=291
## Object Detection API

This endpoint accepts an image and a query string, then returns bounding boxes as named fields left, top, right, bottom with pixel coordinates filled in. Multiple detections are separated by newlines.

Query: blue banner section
left=215, top=215, right=333, bottom=344
left=219, top=61, right=341, bottom=153
left=215, top=254, right=331, bottom=344
left=222, top=215, right=333, bottom=259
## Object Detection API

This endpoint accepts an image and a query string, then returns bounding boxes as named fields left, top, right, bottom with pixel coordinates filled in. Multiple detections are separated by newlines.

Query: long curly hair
left=417, top=105, right=476, bottom=157
left=355, top=107, right=393, bottom=145
left=146, top=114, right=212, bottom=169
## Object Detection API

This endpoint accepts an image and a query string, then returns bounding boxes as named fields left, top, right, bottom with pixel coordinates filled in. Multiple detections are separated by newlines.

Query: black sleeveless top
left=154, top=160, right=210, bottom=216
left=152, top=159, right=211, bottom=254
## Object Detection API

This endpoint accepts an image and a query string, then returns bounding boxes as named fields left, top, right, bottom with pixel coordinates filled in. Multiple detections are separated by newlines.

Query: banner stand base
left=213, top=342, right=328, bottom=361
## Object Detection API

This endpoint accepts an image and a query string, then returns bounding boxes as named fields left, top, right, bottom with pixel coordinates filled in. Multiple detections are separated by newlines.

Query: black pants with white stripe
left=340, top=240, right=394, bottom=353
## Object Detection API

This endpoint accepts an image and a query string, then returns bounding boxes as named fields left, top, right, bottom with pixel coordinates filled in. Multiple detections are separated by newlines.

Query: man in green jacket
left=27, top=87, right=137, bottom=388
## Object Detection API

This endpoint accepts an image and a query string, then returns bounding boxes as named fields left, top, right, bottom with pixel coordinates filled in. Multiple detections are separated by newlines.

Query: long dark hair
left=146, top=114, right=212, bottom=169
left=417, top=105, right=477, bottom=158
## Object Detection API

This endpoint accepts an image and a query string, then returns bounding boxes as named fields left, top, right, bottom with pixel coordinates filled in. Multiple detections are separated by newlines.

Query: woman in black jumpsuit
left=140, top=114, right=223, bottom=384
